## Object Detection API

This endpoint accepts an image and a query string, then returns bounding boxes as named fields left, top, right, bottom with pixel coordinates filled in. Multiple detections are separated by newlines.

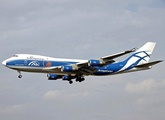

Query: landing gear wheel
left=75, top=79, right=79, bottom=82
left=81, top=77, right=85, bottom=81
left=69, top=81, right=73, bottom=84
left=17, top=71, right=22, bottom=78
left=76, top=77, right=85, bottom=82
left=18, top=75, right=22, bottom=78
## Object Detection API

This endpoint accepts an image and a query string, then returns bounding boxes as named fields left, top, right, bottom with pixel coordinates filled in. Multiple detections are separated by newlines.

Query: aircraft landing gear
left=64, top=75, right=85, bottom=84
left=18, top=75, right=22, bottom=78
left=17, top=71, right=22, bottom=78
left=69, top=80, right=73, bottom=84
left=76, top=77, right=85, bottom=82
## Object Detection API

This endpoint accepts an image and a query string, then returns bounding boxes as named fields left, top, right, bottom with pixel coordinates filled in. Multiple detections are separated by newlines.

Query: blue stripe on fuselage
left=93, top=60, right=127, bottom=75
left=6, top=60, right=77, bottom=67
left=6, top=60, right=24, bottom=66
left=93, top=51, right=149, bottom=75
left=119, top=51, right=150, bottom=72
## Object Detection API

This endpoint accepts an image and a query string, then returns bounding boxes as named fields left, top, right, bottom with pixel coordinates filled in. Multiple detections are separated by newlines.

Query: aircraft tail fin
left=123, top=42, right=159, bottom=69
left=128, top=42, right=156, bottom=66
left=135, top=42, right=156, bottom=63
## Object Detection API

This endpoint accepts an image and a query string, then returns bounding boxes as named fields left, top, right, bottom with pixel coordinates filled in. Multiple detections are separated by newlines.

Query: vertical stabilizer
left=134, top=42, right=156, bottom=64
left=136, top=42, right=156, bottom=55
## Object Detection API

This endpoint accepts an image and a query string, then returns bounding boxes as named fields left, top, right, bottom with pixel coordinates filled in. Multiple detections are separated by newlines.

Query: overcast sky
left=0, top=0, right=165, bottom=120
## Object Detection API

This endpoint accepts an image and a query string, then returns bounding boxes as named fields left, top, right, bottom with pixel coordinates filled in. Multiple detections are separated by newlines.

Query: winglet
left=124, top=47, right=139, bottom=53
left=131, top=47, right=139, bottom=52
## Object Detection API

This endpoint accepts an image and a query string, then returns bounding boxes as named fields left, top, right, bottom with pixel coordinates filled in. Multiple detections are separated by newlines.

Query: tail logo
left=132, top=51, right=151, bottom=62
left=117, top=51, right=151, bottom=73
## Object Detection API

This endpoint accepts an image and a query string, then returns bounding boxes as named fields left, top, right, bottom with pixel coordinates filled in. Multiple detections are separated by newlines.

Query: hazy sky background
left=0, top=0, right=165, bottom=120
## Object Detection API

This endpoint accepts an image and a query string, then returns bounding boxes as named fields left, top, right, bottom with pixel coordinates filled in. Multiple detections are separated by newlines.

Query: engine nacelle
left=61, top=66, right=73, bottom=72
left=62, top=75, right=70, bottom=80
left=61, top=65, right=78, bottom=72
left=88, top=59, right=105, bottom=66
left=62, top=75, right=76, bottom=80
left=47, top=74, right=61, bottom=80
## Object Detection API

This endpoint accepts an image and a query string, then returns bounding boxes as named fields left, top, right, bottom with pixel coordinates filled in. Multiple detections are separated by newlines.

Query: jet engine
left=47, top=74, right=62, bottom=80
left=88, top=59, right=105, bottom=66
left=61, top=65, right=78, bottom=72
left=62, top=75, right=70, bottom=80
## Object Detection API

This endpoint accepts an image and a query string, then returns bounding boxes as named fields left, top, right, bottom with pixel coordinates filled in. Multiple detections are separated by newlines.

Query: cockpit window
left=13, top=55, right=18, bottom=57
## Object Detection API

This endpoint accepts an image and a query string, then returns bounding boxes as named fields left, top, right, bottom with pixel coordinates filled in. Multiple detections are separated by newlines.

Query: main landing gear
left=69, top=80, right=73, bottom=84
left=67, top=77, right=85, bottom=84
left=17, top=71, right=22, bottom=78
left=75, top=77, right=85, bottom=82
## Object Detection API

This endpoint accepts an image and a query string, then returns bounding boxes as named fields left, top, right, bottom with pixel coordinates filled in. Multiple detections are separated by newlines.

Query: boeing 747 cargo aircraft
left=2, top=42, right=163, bottom=84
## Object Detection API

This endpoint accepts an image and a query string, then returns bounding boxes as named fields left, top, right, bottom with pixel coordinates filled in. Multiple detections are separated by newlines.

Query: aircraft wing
left=76, top=46, right=138, bottom=67
left=101, top=47, right=139, bottom=60
left=42, top=63, right=98, bottom=75
left=42, top=66, right=61, bottom=71
left=43, top=47, right=138, bottom=75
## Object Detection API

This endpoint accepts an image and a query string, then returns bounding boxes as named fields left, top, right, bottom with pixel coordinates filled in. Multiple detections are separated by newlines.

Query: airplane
left=2, top=42, right=163, bottom=84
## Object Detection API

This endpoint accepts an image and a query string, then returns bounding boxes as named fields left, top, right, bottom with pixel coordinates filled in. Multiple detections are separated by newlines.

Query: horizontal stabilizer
left=132, top=60, right=163, bottom=68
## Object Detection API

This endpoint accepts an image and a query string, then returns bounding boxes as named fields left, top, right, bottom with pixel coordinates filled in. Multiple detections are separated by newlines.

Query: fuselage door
left=24, top=60, right=28, bottom=66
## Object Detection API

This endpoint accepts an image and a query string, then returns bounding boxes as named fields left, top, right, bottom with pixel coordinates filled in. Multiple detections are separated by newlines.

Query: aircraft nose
left=2, top=60, right=6, bottom=66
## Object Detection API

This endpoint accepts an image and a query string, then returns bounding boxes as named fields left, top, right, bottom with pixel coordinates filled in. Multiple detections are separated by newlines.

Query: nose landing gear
left=17, top=71, right=22, bottom=78
left=18, top=75, right=22, bottom=78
